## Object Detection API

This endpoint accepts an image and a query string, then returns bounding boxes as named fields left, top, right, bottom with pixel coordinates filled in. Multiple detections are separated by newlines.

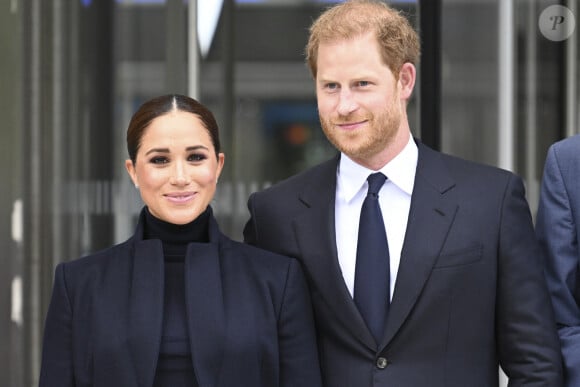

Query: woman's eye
left=150, top=156, right=169, bottom=164
left=188, top=153, right=207, bottom=162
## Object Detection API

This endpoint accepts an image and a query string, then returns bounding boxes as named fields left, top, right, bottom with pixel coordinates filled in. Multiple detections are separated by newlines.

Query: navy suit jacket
left=536, top=134, right=580, bottom=386
left=244, top=140, right=563, bottom=386
left=39, top=208, right=322, bottom=387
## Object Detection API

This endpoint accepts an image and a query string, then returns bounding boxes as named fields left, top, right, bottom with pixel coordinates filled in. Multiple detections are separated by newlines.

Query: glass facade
left=0, top=0, right=577, bottom=385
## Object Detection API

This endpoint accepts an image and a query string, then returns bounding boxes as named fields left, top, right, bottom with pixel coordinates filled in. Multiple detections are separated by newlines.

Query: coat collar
left=127, top=206, right=226, bottom=386
left=292, top=141, right=458, bottom=351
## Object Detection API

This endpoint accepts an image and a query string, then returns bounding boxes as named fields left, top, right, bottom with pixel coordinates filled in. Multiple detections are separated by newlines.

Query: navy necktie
left=354, top=172, right=389, bottom=344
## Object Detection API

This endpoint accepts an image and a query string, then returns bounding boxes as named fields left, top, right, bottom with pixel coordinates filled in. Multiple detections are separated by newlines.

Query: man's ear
left=398, top=62, right=416, bottom=100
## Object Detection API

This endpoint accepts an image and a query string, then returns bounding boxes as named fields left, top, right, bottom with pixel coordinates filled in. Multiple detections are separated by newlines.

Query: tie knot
left=367, top=172, right=386, bottom=196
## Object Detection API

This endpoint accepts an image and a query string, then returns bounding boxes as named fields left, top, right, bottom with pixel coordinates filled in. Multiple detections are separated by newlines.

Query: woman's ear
left=216, top=153, right=225, bottom=182
left=125, top=159, right=138, bottom=188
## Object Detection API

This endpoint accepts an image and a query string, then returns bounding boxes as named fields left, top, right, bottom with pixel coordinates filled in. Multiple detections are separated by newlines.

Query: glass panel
left=439, top=0, right=570, bottom=214
left=0, top=3, right=23, bottom=386
left=441, top=0, right=500, bottom=165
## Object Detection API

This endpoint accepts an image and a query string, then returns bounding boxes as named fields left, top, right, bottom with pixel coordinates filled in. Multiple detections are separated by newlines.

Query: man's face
left=315, top=32, right=406, bottom=169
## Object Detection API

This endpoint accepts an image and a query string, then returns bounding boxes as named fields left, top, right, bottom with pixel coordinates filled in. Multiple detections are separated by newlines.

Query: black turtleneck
left=144, top=207, right=210, bottom=387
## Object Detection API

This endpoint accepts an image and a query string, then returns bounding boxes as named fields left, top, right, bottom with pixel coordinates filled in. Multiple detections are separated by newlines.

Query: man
left=244, top=1, right=563, bottom=385
left=536, top=134, right=580, bottom=387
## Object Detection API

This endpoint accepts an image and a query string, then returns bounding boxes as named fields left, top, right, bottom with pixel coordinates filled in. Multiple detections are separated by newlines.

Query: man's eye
left=357, top=81, right=369, bottom=87
left=325, top=83, right=339, bottom=90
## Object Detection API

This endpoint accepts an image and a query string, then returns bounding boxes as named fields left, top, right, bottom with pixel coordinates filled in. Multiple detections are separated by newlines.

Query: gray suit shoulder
left=551, top=133, right=580, bottom=156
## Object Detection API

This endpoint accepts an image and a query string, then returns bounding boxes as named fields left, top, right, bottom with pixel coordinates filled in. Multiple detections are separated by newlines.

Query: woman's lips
left=165, top=192, right=196, bottom=203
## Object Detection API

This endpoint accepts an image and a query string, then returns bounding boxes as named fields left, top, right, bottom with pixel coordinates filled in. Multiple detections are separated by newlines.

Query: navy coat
left=244, top=140, right=563, bottom=386
left=39, top=208, right=322, bottom=387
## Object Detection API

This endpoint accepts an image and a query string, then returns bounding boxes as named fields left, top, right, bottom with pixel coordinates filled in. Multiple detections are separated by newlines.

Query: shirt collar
left=337, top=134, right=418, bottom=203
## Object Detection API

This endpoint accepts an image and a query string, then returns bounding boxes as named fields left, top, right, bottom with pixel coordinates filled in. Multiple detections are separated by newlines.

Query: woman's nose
left=170, top=161, right=190, bottom=186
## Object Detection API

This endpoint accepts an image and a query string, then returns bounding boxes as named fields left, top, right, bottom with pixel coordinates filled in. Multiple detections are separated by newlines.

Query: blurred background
left=0, top=0, right=576, bottom=385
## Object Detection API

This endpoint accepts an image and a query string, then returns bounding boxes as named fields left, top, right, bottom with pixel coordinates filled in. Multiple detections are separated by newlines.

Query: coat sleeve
left=536, top=143, right=580, bottom=387
left=39, top=263, right=75, bottom=387
left=277, top=259, right=322, bottom=387
left=495, top=173, right=564, bottom=385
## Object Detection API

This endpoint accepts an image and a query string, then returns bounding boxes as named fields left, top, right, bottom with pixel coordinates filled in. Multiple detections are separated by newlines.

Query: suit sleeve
left=278, top=259, right=322, bottom=387
left=39, top=263, right=75, bottom=387
left=536, top=144, right=580, bottom=386
left=496, top=174, right=564, bottom=385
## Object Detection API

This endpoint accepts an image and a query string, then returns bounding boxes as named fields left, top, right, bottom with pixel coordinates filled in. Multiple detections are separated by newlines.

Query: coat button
left=376, top=357, right=388, bottom=369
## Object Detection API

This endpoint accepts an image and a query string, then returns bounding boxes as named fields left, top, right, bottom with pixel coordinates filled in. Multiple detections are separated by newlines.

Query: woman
left=39, top=94, right=322, bottom=387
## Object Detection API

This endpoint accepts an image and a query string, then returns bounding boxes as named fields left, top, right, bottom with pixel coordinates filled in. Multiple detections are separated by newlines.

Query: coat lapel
left=128, top=237, right=165, bottom=387
left=184, top=215, right=226, bottom=387
left=381, top=142, right=458, bottom=348
left=127, top=209, right=226, bottom=387
left=293, top=155, right=377, bottom=350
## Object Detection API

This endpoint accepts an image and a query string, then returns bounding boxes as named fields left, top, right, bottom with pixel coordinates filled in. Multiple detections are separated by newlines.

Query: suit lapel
left=128, top=238, right=165, bottom=387
left=292, top=144, right=459, bottom=350
left=381, top=142, right=458, bottom=348
left=293, top=155, right=377, bottom=350
left=184, top=216, right=226, bottom=387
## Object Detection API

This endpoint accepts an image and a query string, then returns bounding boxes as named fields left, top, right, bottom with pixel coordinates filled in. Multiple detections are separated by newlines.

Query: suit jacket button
left=376, top=357, right=388, bottom=369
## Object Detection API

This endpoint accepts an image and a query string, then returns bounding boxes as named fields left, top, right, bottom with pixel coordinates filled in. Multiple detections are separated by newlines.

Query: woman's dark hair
left=126, top=94, right=221, bottom=164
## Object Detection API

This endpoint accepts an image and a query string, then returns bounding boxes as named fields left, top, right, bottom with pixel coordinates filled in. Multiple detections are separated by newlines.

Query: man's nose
left=337, top=90, right=358, bottom=116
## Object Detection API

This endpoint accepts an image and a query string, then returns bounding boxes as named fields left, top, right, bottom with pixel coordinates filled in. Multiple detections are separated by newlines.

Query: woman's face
left=125, top=110, right=224, bottom=225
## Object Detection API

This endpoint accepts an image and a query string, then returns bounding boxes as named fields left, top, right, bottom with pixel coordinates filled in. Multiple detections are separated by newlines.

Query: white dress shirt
left=335, top=134, right=417, bottom=300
